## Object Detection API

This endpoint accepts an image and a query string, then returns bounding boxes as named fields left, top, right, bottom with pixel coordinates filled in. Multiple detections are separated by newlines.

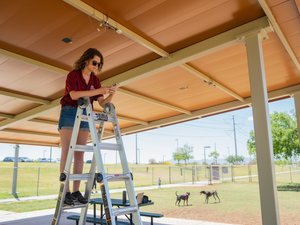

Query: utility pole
left=232, top=115, right=238, bottom=158
left=175, top=138, right=179, bottom=149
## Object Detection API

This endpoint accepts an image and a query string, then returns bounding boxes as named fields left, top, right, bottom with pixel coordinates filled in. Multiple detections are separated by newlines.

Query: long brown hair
left=74, top=48, right=103, bottom=72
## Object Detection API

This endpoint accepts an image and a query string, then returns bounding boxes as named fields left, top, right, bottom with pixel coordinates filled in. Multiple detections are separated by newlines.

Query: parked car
left=3, top=157, right=33, bottom=162
left=86, top=159, right=92, bottom=163
left=3, top=157, right=15, bottom=162
left=19, top=157, right=33, bottom=162
left=38, top=158, right=57, bottom=162
left=38, top=158, right=51, bottom=162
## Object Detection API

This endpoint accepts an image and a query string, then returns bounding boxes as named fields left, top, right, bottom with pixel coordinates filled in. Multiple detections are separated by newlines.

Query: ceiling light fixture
left=203, top=80, right=216, bottom=87
left=97, top=15, right=122, bottom=34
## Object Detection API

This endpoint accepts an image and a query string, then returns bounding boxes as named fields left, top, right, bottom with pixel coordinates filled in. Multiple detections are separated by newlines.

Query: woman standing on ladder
left=58, top=48, right=117, bottom=205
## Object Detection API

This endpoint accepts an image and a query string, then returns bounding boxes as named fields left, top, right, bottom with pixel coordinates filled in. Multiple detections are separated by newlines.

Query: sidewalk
left=0, top=208, right=238, bottom=225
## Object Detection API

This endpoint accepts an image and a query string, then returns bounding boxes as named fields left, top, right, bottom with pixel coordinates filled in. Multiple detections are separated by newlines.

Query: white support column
left=293, top=92, right=300, bottom=139
left=245, top=32, right=280, bottom=225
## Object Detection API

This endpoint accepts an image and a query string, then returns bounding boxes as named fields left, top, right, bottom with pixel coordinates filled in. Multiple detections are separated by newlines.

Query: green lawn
left=1, top=182, right=299, bottom=225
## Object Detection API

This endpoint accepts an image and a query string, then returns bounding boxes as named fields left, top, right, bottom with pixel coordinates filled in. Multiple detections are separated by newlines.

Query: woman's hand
left=108, top=84, right=118, bottom=95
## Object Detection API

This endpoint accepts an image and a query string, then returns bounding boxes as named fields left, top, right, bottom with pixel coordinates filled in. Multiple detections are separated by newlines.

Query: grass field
left=0, top=182, right=299, bottom=225
left=0, top=162, right=300, bottom=224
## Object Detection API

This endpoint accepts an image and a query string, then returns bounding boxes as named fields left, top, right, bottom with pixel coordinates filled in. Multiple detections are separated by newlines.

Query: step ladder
left=52, top=97, right=143, bottom=225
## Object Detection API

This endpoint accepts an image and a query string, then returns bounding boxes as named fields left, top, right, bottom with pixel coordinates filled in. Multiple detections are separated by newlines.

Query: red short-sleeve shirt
left=60, top=70, right=102, bottom=107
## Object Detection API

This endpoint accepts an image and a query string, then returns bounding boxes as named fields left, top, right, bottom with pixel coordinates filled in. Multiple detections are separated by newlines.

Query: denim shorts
left=58, top=106, right=89, bottom=131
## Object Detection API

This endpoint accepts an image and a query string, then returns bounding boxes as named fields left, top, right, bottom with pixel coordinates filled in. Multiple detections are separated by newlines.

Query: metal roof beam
left=258, top=0, right=300, bottom=71
left=0, top=89, right=50, bottom=105
left=180, top=64, right=245, bottom=102
left=110, top=83, right=300, bottom=136
left=0, top=99, right=61, bottom=130
left=3, top=128, right=59, bottom=137
left=0, top=138, right=59, bottom=147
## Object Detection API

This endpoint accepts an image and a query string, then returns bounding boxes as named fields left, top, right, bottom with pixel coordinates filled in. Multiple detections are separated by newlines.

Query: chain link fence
left=0, top=163, right=299, bottom=199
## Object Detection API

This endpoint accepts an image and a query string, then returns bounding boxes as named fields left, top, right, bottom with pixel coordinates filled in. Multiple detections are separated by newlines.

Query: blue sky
left=0, top=98, right=295, bottom=164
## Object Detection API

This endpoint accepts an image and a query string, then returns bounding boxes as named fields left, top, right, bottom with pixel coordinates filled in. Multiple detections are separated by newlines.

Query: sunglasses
left=92, top=60, right=103, bottom=69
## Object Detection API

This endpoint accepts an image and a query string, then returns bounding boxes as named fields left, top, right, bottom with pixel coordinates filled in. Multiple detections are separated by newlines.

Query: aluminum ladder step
left=69, top=173, right=93, bottom=181
left=105, top=173, right=131, bottom=182
left=74, top=143, right=121, bottom=152
left=80, top=114, right=115, bottom=122
left=112, top=205, right=138, bottom=217
left=62, top=203, right=88, bottom=210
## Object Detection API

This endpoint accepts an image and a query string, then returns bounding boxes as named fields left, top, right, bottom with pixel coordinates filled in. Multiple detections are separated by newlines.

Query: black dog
left=200, top=190, right=221, bottom=204
left=175, top=191, right=190, bottom=206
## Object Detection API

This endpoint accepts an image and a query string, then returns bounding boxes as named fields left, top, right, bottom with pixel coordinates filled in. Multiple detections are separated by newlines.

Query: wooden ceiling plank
left=118, top=88, right=192, bottom=115
left=258, top=0, right=300, bottom=71
left=0, top=17, right=270, bottom=130
left=63, top=0, right=169, bottom=57
left=102, top=17, right=271, bottom=86
left=117, top=115, right=149, bottom=126
left=0, top=89, right=50, bottom=104
left=180, top=64, right=245, bottom=102
left=30, top=118, right=58, bottom=125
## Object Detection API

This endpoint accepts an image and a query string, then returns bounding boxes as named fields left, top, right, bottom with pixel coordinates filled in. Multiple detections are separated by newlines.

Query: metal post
left=203, top=146, right=210, bottom=164
left=248, top=164, right=252, bottom=182
left=50, top=146, right=52, bottom=163
left=12, top=144, right=19, bottom=197
left=135, top=134, right=138, bottom=164
left=36, top=167, right=40, bottom=196
left=232, top=115, right=238, bottom=158
left=169, top=166, right=171, bottom=184
left=245, top=32, right=280, bottom=225
left=289, top=166, right=293, bottom=183
left=293, top=92, right=300, bottom=142
left=209, top=165, right=212, bottom=185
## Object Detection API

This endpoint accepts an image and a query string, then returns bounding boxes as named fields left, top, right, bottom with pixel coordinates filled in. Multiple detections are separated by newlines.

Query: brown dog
left=175, top=191, right=190, bottom=206
left=200, top=190, right=221, bottom=204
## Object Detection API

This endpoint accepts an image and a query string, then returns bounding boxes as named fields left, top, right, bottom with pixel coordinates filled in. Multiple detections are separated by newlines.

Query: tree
left=180, top=144, right=194, bottom=165
left=172, top=144, right=194, bottom=165
left=226, top=155, right=245, bottom=164
left=173, top=150, right=184, bottom=164
left=208, top=150, right=220, bottom=164
left=247, top=112, right=300, bottom=160
left=148, top=158, right=157, bottom=164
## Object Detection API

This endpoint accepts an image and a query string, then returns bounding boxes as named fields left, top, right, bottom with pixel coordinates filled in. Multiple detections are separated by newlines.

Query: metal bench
left=66, top=215, right=130, bottom=225
left=139, top=211, right=164, bottom=225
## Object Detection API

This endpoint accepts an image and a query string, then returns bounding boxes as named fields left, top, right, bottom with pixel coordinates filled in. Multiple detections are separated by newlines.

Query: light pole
left=203, top=146, right=211, bottom=164
left=175, top=139, right=179, bottom=149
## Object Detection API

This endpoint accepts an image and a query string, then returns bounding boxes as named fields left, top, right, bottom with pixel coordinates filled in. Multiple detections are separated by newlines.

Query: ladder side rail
left=109, top=104, right=143, bottom=225
left=85, top=101, right=116, bottom=225
left=52, top=106, right=83, bottom=225
left=78, top=155, right=97, bottom=225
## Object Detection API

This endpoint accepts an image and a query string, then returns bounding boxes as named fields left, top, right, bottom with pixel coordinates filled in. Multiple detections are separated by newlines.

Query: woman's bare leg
left=73, top=130, right=89, bottom=192
left=59, top=128, right=73, bottom=192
